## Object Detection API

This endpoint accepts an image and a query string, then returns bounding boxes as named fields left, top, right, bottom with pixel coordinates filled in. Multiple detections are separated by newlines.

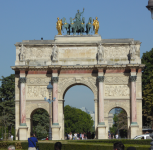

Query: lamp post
left=44, top=81, right=56, bottom=140
left=146, top=0, right=153, bottom=19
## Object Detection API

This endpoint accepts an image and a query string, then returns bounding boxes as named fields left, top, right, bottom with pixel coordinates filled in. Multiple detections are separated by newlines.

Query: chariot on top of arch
left=56, top=8, right=99, bottom=35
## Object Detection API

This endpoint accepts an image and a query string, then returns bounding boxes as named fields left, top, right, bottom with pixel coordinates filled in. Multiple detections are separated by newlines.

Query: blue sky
left=0, top=0, right=152, bottom=111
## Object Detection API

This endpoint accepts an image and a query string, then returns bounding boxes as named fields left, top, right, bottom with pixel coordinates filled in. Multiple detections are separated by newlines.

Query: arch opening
left=30, top=108, right=49, bottom=140
left=64, top=84, right=95, bottom=139
left=108, top=107, right=128, bottom=139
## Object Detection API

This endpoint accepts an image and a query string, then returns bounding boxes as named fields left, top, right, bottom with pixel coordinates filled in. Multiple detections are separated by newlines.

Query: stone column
left=130, top=76, right=137, bottom=125
left=52, top=77, right=59, bottom=125
left=97, top=76, right=105, bottom=125
left=19, top=77, right=26, bottom=126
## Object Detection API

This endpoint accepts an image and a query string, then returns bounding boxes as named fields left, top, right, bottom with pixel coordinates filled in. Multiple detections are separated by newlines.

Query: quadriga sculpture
left=56, top=9, right=99, bottom=35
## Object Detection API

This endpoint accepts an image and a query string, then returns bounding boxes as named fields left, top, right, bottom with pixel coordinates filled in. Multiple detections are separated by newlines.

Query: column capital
left=130, top=76, right=137, bottom=82
left=19, top=77, right=26, bottom=83
left=97, top=76, right=104, bottom=82
left=52, top=77, right=59, bottom=83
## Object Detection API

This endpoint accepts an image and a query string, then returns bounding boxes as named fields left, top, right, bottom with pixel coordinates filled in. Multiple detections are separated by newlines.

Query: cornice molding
left=11, top=64, right=145, bottom=71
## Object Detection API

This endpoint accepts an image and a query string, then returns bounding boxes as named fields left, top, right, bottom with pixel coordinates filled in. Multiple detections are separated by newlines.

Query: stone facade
left=12, top=35, right=144, bottom=140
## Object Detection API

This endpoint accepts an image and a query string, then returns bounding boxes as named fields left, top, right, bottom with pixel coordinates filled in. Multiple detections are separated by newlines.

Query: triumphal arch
left=12, top=10, right=145, bottom=140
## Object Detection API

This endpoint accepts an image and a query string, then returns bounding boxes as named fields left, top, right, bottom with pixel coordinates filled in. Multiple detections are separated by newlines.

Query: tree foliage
left=32, top=109, right=49, bottom=139
left=143, top=71, right=153, bottom=128
left=110, top=114, right=118, bottom=135
left=64, top=105, right=94, bottom=134
left=110, top=110, right=127, bottom=137
left=0, top=74, right=15, bottom=135
left=142, top=48, right=153, bottom=126
left=117, top=110, right=128, bottom=130
left=0, top=74, right=15, bottom=101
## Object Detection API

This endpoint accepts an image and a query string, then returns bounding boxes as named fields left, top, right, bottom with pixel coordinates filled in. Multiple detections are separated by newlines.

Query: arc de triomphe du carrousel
left=11, top=10, right=145, bottom=140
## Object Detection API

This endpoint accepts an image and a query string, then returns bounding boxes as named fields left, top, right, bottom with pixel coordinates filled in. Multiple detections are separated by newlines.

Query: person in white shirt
left=116, top=134, right=118, bottom=139
left=11, top=135, right=13, bottom=141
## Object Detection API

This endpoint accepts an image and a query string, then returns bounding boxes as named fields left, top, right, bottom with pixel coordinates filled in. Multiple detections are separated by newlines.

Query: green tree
left=64, top=105, right=94, bottom=134
left=0, top=74, right=15, bottom=101
left=110, top=114, right=118, bottom=135
left=0, top=74, right=15, bottom=135
left=110, top=110, right=127, bottom=137
left=0, top=110, right=10, bottom=140
left=117, top=110, right=128, bottom=130
left=32, top=109, right=49, bottom=139
left=142, top=48, right=153, bottom=126
left=142, top=48, right=153, bottom=91
left=143, top=71, right=153, bottom=129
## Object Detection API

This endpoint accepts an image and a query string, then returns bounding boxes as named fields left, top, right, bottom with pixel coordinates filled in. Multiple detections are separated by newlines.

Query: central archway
left=63, top=84, right=95, bottom=139
left=57, top=77, right=99, bottom=139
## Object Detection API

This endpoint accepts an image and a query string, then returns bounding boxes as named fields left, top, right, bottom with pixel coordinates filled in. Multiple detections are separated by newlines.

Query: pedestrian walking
left=28, top=133, right=38, bottom=150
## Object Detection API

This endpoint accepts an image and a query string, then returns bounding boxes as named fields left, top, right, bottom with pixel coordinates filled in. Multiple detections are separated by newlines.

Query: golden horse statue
left=93, top=17, right=99, bottom=34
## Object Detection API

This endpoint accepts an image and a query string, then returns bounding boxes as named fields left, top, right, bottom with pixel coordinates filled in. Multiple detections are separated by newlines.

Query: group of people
left=108, top=133, right=119, bottom=139
left=66, top=132, right=95, bottom=140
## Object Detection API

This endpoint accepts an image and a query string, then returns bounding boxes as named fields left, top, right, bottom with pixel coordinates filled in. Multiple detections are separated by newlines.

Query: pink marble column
left=19, top=77, right=26, bottom=126
left=130, top=76, right=137, bottom=125
left=52, top=77, right=59, bottom=125
left=98, top=76, right=105, bottom=125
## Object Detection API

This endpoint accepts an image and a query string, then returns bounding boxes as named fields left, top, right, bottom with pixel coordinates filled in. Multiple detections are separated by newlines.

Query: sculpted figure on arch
left=98, top=43, right=104, bottom=61
left=52, top=44, right=58, bottom=62
left=93, top=17, right=99, bottom=34
left=73, top=8, right=84, bottom=22
left=19, top=44, right=25, bottom=61
left=130, top=40, right=137, bottom=60
left=56, top=17, right=63, bottom=35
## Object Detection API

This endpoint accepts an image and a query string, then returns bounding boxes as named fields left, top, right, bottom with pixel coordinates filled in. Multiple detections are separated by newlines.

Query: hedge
left=0, top=142, right=151, bottom=150
left=69, top=139, right=152, bottom=145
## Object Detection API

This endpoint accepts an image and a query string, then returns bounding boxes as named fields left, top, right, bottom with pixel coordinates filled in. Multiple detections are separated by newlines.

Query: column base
left=52, top=125, right=61, bottom=140
left=97, top=125, right=107, bottom=139
left=19, top=126, right=28, bottom=140
left=130, top=124, right=139, bottom=139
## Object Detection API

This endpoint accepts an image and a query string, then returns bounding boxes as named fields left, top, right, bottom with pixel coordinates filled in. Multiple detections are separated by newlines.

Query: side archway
left=105, top=102, right=130, bottom=117
left=30, top=107, right=50, bottom=139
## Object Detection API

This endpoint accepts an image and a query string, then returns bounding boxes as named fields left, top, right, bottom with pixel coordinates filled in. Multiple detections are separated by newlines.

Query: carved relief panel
left=17, top=46, right=52, bottom=61
left=26, top=77, right=51, bottom=99
left=105, top=85, right=130, bottom=97
left=26, top=77, right=51, bottom=85
left=103, top=45, right=129, bottom=60
left=105, top=76, right=129, bottom=84
left=59, top=47, right=97, bottom=59
left=27, top=86, right=48, bottom=99
left=104, top=76, right=130, bottom=97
